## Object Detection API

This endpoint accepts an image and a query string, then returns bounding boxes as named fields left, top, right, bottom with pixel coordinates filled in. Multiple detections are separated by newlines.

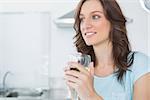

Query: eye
left=92, top=15, right=101, bottom=20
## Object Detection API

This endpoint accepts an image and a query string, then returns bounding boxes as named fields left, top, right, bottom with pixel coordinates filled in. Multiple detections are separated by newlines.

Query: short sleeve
left=130, top=52, right=150, bottom=84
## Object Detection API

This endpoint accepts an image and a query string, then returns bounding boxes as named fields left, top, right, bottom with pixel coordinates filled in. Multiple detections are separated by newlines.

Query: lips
left=85, top=32, right=97, bottom=37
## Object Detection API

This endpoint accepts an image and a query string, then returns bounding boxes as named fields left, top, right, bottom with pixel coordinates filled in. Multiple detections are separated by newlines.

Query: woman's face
left=80, top=0, right=111, bottom=46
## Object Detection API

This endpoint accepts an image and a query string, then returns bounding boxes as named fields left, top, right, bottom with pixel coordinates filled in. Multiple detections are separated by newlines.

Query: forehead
left=80, top=0, right=103, bottom=14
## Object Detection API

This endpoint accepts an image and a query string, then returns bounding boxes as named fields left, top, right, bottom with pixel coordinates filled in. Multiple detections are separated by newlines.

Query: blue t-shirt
left=94, top=52, right=150, bottom=100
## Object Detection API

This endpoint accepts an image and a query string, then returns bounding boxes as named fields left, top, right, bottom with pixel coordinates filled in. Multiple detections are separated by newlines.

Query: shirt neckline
left=94, top=72, right=115, bottom=79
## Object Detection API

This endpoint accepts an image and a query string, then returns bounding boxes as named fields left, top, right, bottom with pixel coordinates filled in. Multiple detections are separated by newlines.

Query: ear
left=88, top=62, right=94, bottom=76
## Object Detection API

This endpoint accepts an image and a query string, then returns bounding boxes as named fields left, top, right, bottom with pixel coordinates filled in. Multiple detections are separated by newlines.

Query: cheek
left=80, top=25, right=85, bottom=38
left=80, top=25, right=84, bottom=34
left=81, top=33, right=86, bottom=43
left=97, top=21, right=110, bottom=36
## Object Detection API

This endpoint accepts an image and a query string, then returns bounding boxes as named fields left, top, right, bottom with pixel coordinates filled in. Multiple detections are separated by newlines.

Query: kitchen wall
left=0, top=0, right=79, bottom=88
left=118, top=0, right=149, bottom=56
left=0, top=0, right=149, bottom=89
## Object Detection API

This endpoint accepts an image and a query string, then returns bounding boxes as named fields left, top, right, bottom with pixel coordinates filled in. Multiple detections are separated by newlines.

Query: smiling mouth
left=85, top=32, right=97, bottom=36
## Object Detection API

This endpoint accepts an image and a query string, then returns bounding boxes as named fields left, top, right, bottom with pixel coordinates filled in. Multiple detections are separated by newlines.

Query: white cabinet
left=0, top=12, right=51, bottom=88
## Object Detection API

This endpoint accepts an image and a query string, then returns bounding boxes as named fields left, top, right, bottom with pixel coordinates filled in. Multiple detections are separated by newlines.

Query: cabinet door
left=0, top=12, right=51, bottom=88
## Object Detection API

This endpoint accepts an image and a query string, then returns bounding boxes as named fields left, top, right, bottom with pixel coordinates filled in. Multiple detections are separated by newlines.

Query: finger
left=65, top=70, right=86, bottom=80
left=68, top=62, right=89, bottom=75
left=64, top=74, right=80, bottom=83
left=88, top=62, right=94, bottom=76
left=64, top=74, right=83, bottom=90
left=66, top=80, right=78, bottom=89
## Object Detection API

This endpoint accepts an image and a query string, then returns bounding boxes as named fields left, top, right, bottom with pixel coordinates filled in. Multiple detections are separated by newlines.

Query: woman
left=64, top=0, right=150, bottom=100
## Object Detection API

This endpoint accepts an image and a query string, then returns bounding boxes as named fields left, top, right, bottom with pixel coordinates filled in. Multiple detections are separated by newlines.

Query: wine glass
left=68, top=53, right=91, bottom=100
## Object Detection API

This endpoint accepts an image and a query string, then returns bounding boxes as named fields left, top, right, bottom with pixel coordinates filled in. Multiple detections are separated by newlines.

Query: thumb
left=88, top=62, right=94, bottom=76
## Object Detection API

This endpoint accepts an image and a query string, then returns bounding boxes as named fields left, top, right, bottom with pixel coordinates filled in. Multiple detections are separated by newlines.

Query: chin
left=85, top=41, right=96, bottom=46
left=84, top=37, right=100, bottom=45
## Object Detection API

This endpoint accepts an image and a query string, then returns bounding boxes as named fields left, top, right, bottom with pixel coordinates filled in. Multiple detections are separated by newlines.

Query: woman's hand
left=64, top=61, right=99, bottom=100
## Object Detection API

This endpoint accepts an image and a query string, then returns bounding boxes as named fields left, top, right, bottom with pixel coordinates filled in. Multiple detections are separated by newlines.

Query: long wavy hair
left=73, top=0, right=135, bottom=82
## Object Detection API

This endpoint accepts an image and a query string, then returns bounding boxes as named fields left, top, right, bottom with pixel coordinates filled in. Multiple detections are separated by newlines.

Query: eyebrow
left=80, top=11, right=103, bottom=16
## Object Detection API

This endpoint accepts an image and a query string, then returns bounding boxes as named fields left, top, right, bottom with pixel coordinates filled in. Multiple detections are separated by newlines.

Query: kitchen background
left=0, top=0, right=149, bottom=99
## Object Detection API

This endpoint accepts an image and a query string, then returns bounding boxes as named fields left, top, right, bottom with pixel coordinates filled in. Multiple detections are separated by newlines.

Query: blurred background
left=0, top=0, right=149, bottom=99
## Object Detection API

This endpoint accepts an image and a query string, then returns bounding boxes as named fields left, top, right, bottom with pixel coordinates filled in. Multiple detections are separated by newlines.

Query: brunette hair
left=73, top=0, right=135, bottom=82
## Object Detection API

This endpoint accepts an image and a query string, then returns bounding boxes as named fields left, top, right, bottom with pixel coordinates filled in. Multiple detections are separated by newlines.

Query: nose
left=81, top=19, right=92, bottom=31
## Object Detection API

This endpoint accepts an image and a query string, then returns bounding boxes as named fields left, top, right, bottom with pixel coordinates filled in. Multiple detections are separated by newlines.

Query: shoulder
left=129, top=51, right=150, bottom=83
left=132, top=51, right=149, bottom=69
left=132, top=51, right=149, bottom=67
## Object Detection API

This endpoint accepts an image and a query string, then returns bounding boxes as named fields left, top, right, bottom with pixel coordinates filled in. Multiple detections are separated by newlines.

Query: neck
left=93, top=41, right=114, bottom=68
